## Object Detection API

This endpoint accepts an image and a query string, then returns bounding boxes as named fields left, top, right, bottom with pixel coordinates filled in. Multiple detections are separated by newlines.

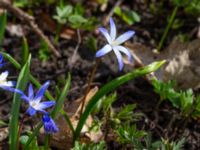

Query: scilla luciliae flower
left=20, top=81, right=55, bottom=116
left=42, top=114, right=59, bottom=134
left=96, top=17, right=135, bottom=71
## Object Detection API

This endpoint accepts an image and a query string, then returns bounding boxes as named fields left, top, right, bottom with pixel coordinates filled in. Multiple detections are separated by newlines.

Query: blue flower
left=96, top=17, right=135, bottom=71
left=0, top=54, right=5, bottom=68
left=42, top=114, right=58, bottom=134
left=20, top=81, right=56, bottom=116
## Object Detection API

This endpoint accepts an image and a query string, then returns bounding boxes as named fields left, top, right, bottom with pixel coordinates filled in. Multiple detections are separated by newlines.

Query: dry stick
left=0, top=0, right=60, bottom=57
left=79, top=59, right=100, bottom=115
left=69, top=29, right=81, bottom=69
left=103, top=0, right=123, bottom=26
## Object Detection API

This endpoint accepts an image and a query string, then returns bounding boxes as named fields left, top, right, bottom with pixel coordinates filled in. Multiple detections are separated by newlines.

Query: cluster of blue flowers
left=0, top=54, right=58, bottom=134
left=21, top=81, right=58, bottom=134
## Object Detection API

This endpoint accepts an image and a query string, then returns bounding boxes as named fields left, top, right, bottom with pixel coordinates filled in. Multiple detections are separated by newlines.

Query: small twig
left=103, top=0, right=123, bottom=26
left=79, top=59, right=100, bottom=115
left=0, top=0, right=60, bottom=57
left=68, top=29, right=81, bottom=69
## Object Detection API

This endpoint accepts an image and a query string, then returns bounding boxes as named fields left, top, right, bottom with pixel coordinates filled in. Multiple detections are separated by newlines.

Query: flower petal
left=42, top=114, right=59, bottom=134
left=37, top=101, right=56, bottom=111
left=95, top=44, right=112, bottom=57
left=0, top=85, right=23, bottom=94
left=21, top=95, right=30, bottom=103
left=28, top=84, right=34, bottom=99
left=0, top=54, right=3, bottom=63
left=99, top=27, right=112, bottom=44
left=115, top=31, right=135, bottom=45
left=5, top=81, right=15, bottom=87
left=34, top=81, right=50, bottom=103
left=0, top=71, right=9, bottom=81
left=115, top=46, right=133, bottom=62
left=110, top=17, right=116, bottom=41
left=113, top=47, right=124, bottom=71
left=0, top=64, right=4, bottom=68
left=26, top=107, right=37, bottom=116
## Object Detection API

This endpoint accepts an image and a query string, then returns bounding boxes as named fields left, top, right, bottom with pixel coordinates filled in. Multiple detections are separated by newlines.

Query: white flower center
left=0, top=79, right=6, bottom=84
left=30, top=101, right=39, bottom=109
left=111, top=40, right=119, bottom=46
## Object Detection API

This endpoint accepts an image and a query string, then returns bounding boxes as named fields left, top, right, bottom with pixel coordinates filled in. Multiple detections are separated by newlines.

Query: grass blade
left=0, top=12, right=7, bottom=44
left=21, top=37, right=29, bottom=65
left=52, top=73, right=71, bottom=118
left=1, top=52, right=21, bottom=69
left=9, top=55, right=31, bottom=150
left=73, top=60, right=166, bottom=141
left=23, top=122, right=43, bottom=150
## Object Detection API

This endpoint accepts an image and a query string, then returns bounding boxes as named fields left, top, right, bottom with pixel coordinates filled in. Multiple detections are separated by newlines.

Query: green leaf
left=13, top=0, right=29, bottom=7
left=51, top=73, right=71, bottom=118
left=115, top=104, right=137, bottom=121
left=116, top=123, right=146, bottom=148
left=20, top=134, right=39, bottom=150
left=0, top=12, right=7, bottom=44
left=72, top=141, right=106, bottom=150
left=73, top=60, right=166, bottom=141
left=0, top=120, right=7, bottom=127
left=94, top=92, right=117, bottom=114
left=24, top=123, right=43, bottom=150
left=114, top=6, right=122, bottom=16
left=1, top=52, right=21, bottom=69
left=179, top=89, right=194, bottom=115
left=114, top=7, right=141, bottom=25
left=38, top=40, right=50, bottom=62
left=74, top=3, right=85, bottom=15
left=9, top=55, right=31, bottom=150
left=69, top=15, right=87, bottom=28
left=21, top=37, right=29, bottom=65
left=123, top=10, right=141, bottom=25
left=54, top=5, right=73, bottom=24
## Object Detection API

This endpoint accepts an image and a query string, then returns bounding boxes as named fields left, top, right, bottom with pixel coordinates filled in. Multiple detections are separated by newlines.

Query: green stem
left=157, top=6, right=179, bottom=51
left=17, top=114, right=27, bottom=150
left=54, top=24, right=62, bottom=45
left=44, top=135, right=50, bottom=150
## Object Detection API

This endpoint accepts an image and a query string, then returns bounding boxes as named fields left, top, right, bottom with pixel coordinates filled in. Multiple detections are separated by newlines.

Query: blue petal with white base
left=95, top=44, right=112, bottom=57
left=20, top=81, right=56, bottom=116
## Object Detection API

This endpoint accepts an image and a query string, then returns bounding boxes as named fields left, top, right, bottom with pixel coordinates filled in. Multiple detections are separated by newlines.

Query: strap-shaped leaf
left=73, top=60, right=166, bottom=141
left=9, top=55, right=31, bottom=150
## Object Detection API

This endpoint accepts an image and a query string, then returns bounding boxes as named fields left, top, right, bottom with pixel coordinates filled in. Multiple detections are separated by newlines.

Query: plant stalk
left=17, top=114, right=27, bottom=150
left=54, top=24, right=62, bottom=45
left=80, top=59, right=99, bottom=115
left=157, top=6, right=178, bottom=51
